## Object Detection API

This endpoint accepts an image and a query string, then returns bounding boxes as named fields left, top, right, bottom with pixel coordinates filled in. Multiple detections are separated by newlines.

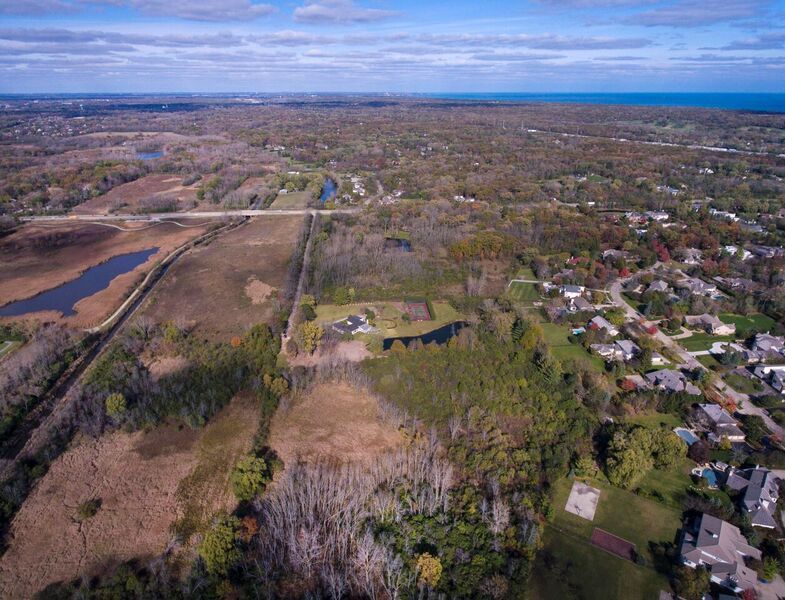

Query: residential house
left=590, top=339, right=640, bottom=362
left=753, top=365, right=785, bottom=395
left=681, top=248, right=703, bottom=265
left=692, top=404, right=745, bottom=443
left=752, top=334, right=785, bottom=355
left=751, top=245, right=785, bottom=259
left=723, top=467, right=780, bottom=529
left=685, top=314, right=736, bottom=336
left=646, top=369, right=702, bottom=396
left=571, top=296, right=593, bottom=312
left=710, top=209, right=740, bottom=222
left=722, top=245, right=753, bottom=261
left=332, top=315, right=374, bottom=336
left=648, top=280, right=670, bottom=293
left=719, top=277, right=759, bottom=293
left=588, top=315, right=620, bottom=337
left=560, top=284, right=585, bottom=299
left=645, top=210, right=670, bottom=221
left=680, top=513, right=761, bottom=594
left=680, top=278, right=718, bottom=297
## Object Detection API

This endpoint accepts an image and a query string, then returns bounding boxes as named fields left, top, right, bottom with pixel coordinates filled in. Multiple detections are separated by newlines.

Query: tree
left=673, top=565, right=710, bottom=600
left=651, top=429, right=685, bottom=469
left=605, top=428, right=654, bottom=489
left=199, top=514, right=241, bottom=575
left=231, top=456, right=272, bottom=502
left=105, top=393, right=127, bottom=420
left=688, top=439, right=710, bottom=464
left=416, top=553, right=442, bottom=588
left=297, top=321, right=324, bottom=354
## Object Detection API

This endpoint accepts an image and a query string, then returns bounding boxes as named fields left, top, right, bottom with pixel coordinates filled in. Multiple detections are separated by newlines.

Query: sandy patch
left=268, top=382, right=401, bottom=467
left=146, top=355, right=190, bottom=382
left=288, top=341, right=371, bottom=367
left=245, top=278, right=274, bottom=305
left=0, top=395, right=258, bottom=597
left=565, top=481, right=601, bottom=521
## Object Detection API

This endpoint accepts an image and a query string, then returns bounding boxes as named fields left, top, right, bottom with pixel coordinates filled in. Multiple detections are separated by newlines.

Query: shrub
left=76, top=499, right=101, bottom=521
left=416, top=553, right=443, bottom=588
left=105, top=393, right=127, bottom=419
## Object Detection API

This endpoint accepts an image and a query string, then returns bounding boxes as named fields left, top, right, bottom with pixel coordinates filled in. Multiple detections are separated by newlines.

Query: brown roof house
left=680, top=513, right=761, bottom=594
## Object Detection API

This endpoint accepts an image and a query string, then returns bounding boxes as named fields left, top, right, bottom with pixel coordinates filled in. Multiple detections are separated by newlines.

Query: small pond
left=319, top=178, right=337, bottom=203
left=383, top=321, right=466, bottom=351
left=384, top=237, right=412, bottom=252
left=0, top=247, right=158, bottom=317
left=136, top=151, right=164, bottom=160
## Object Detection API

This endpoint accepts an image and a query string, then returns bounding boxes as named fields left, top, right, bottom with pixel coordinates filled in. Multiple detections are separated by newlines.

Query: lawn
left=515, top=266, right=537, bottom=280
left=697, top=354, right=723, bottom=370
left=314, top=300, right=462, bottom=339
left=720, top=313, right=776, bottom=338
left=539, top=323, right=606, bottom=373
left=725, top=372, right=764, bottom=395
left=530, top=527, right=670, bottom=600
left=679, top=333, right=735, bottom=352
left=506, top=281, right=541, bottom=302
left=532, top=475, right=682, bottom=599
left=269, top=190, right=311, bottom=209
left=624, top=411, right=682, bottom=430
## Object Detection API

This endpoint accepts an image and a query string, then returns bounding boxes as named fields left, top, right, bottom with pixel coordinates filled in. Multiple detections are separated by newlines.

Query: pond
left=0, top=248, right=159, bottom=318
left=319, top=178, right=337, bottom=203
left=383, top=321, right=466, bottom=351
left=136, top=151, right=163, bottom=160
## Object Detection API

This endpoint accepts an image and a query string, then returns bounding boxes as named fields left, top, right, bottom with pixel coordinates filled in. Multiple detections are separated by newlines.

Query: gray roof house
left=680, top=513, right=761, bottom=594
left=693, top=403, right=745, bottom=443
left=646, top=369, right=702, bottom=396
left=560, top=284, right=585, bottom=299
left=680, top=278, right=718, bottom=297
left=684, top=314, right=736, bottom=336
left=588, top=315, right=619, bottom=337
left=724, top=467, right=780, bottom=529
left=648, top=280, right=670, bottom=293
left=571, top=296, right=593, bottom=312
left=332, top=314, right=373, bottom=336
left=752, top=334, right=785, bottom=355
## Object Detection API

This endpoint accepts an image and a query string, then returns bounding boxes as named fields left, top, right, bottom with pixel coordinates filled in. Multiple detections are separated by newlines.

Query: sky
left=0, top=0, right=784, bottom=93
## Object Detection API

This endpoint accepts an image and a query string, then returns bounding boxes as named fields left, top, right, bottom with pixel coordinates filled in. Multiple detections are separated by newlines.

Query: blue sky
left=0, top=0, right=784, bottom=93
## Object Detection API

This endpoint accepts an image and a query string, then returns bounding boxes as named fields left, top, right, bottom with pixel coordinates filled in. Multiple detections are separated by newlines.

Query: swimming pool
left=701, top=468, right=718, bottom=488
left=674, top=427, right=699, bottom=446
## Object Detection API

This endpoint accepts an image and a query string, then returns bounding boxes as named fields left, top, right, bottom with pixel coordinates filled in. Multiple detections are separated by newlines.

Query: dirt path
left=0, top=396, right=258, bottom=598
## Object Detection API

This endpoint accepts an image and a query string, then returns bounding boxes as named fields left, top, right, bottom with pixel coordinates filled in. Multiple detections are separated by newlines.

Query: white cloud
left=293, top=0, right=399, bottom=24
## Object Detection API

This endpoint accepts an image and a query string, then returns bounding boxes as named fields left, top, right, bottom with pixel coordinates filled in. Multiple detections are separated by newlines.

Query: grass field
left=624, top=411, right=682, bottom=430
left=679, top=333, right=735, bottom=352
left=697, top=353, right=722, bottom=369
left=540, top=323, right=606, bottom=373
left=720, top=313, right=776, bottom=338
left=515, top=266, right=537, bottom=280
left=531, top=475, right=680, bottom=599
left=531, top=528, right=669, bottom=600
left=315, top=300, right=462, bottom=339
left=506, top=281, right=541, bottom=302
left=269, top=190, right=311, bottom=209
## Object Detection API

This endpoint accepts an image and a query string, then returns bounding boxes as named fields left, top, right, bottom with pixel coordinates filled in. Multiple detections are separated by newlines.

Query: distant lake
left=320, top=178, right=337, bottom=203
left=383, top=321, right=466, bottom=350
left=137, top=151, right=163, bottom=160
left=422, top=93, right=785, bottom=113
left=0, top=248, right=158, bottom=317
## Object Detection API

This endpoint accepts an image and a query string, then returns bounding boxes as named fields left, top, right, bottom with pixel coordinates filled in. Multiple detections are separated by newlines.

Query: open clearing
left=268, top=381, right=401, bottom=466
left=0, top=221, right=213, bottom=328
left=73, top=174, right=201, bottom=215
left=270, top=190, right=311, bottom=209
left=565, top=481, right=600, bottom=521
left=0, top=394, right=258, bottom=598
left=140, top=215, right=302, bottom=340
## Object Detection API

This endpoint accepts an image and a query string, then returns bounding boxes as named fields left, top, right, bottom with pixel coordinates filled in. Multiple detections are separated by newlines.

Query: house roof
left=697, top=404, right=737, bottom=427
left=589, top=315, right=617, bottom=332
left=562, top=284, right=584, bottom=294
left=646, top=369, right=700, bottom=395
left=649, top=280, right=669, bottom=292
left=572, top=297, right=592, bottom=310
left=680, top=513, right=761, bottom=591
left=616, top=340, right=640, bottom=355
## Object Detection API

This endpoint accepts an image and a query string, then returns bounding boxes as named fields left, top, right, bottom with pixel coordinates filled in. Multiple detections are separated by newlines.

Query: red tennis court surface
left=590, top=528, right=636, bottom=561
left=404, top=301, right=431, bottom=321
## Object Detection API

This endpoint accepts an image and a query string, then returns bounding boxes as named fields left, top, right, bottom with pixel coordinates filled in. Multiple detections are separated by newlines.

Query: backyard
left=725, top=372, right=764, bottom=395
left=314, top=300, right=463, bottom=340
left=506, top=281, right=541, bottom=302
left=679, top=332, right=735, bottom=352
left=719, top=313, right=776, bottom=338
left=539, top=322, right=607, bottom=373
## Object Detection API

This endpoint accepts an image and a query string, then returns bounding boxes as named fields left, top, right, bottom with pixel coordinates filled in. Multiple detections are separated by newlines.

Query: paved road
left=20, top=208, right=360, bottom=223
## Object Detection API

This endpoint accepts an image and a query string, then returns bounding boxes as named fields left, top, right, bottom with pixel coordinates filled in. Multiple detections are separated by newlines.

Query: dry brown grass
left=73, top=174, right=199, bottom=215
left=268, top=381, right=401, bottom=467
left=0, top=221, right=212, bottom=328
left=140, top=215, right=302, bottom=340
left=0, top=394, right=258, bottom=598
